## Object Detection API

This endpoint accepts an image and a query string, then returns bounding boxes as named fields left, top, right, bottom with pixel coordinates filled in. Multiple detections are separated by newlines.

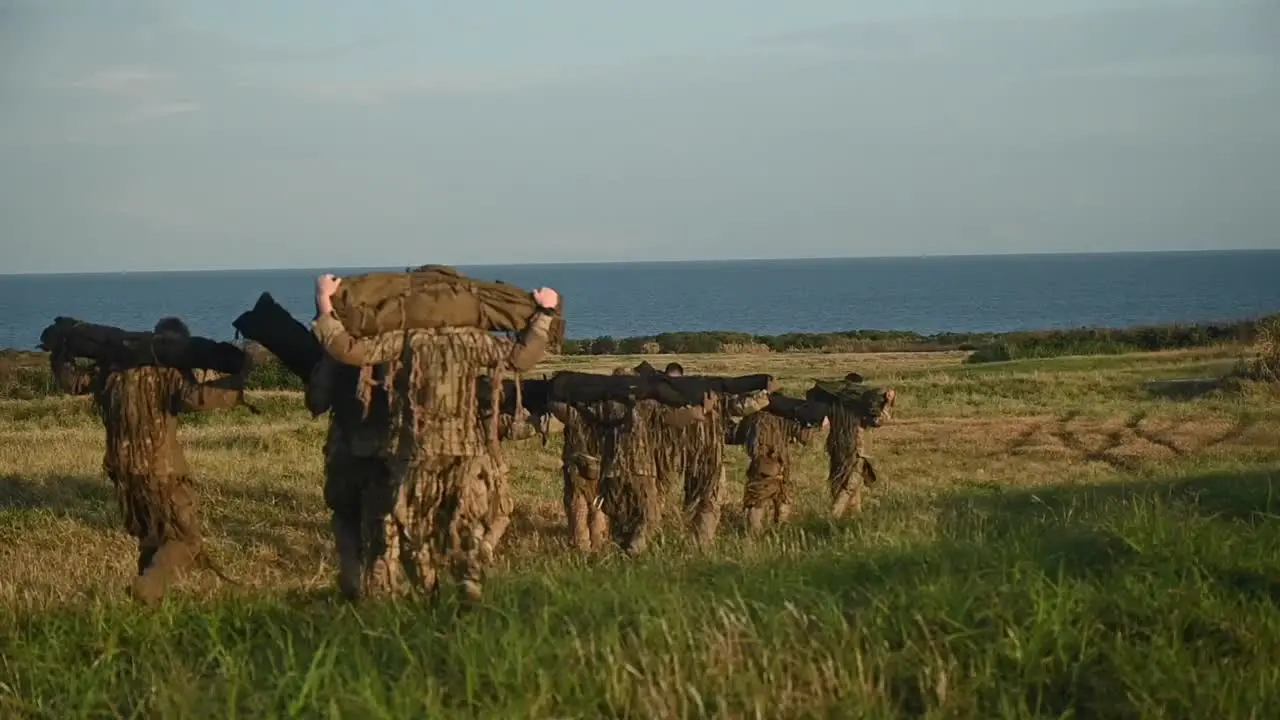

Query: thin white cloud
left=65, top=65, right=201, bottom=124
left=71, top=66, right=168, bottom=95
left=121, top=99, right=201, bottom=123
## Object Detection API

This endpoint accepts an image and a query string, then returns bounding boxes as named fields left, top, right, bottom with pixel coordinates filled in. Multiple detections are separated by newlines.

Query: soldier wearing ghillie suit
left=49, top=318, right=249, bottom=606
left=736, top=400, right=827, bottom=536
left=679, top=388, right=772, bottom=545
left=583, top=366, right=700, bottom=555
left=633, top=361, right=771, bottom=546
left=807, top=375, right=896, bottom=518
left=310, top=274, right=558, bottom=604
left=304, top=353, right=392, bottom=602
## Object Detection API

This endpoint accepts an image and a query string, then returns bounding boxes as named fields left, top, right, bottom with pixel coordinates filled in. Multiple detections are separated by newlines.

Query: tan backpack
left=330, top=265, right=565, bottom=348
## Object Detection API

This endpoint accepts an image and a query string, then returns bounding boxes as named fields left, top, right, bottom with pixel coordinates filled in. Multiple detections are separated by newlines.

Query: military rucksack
left=329, top=265, right=565, bottom=348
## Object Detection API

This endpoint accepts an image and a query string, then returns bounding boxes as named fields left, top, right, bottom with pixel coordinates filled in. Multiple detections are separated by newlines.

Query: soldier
left=680, top=388, right=771, bottom=546
left=50, top=317, right=249, bottom=606
left=303, top=352, right=391, bottom=602
left=808, top=378, right=896, bottom=518
left=633, top=361, right=771, bottom=547
left=736, top=398, right=825, bottom=536
left=310, top=273, right=558, bottom=604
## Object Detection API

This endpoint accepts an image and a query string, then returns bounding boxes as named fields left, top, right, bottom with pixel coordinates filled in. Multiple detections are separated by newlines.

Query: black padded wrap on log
left=763, top=393, right=829, bottom=427
left=546, top=370, right=770, bottom=408
left=232, top=292, right=325, bottom=381
left=39, top=316, right=247, bottom=375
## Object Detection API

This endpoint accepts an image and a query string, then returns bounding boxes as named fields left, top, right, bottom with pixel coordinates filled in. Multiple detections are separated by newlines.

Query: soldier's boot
left=132, top=539, right=197, bottom=607
left=692, top=504, right=721, bottom=548
left=830, top=485, right=863, bottom=519
left=454, top=544, right=485, bottom=606
left=405, top=548, right=439, bottom=599
left=331, top=515, right=364, bottom=602
left=136, top=543, right=158, bottom=576
left=744, top=505, right=769, bottom=537
left=483, top=514, right=511, bottom=562
left=622, top=529, right=648, bottom=557
left=773, top=501, right=793, bottom=527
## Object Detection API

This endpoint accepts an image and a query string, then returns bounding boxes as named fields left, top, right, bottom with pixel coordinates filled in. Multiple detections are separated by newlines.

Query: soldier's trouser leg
left=439, top=454, right=506, bottom=604
left=601, top=472, right=658, bottom=556
left=482, top=459, right=513, bottom=561
left=692, top=467, right=724, bottom=546
left=361, top=471, right=409, bottom=599
left=324, top=454, right=384, bottom=601
left=563, top=464, right=592, bottom=551
left=588, top=488, right=609, bottom=552
left=683, top=459, right=724, bottom=547
left=388, top=460, right=442, bottom=600
left=563, top=452, right=606, bottom=551
left=829, top=454, right=867, bottom=519
left=743, top=450, right=789, bottom=536
left=132, top=480, right=202, bottom=607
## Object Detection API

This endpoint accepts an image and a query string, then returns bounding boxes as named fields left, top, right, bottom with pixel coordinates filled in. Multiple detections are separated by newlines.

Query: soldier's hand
left=315, top=274, right=342, bottom=299
left=532, top=287, right=559, bottom=310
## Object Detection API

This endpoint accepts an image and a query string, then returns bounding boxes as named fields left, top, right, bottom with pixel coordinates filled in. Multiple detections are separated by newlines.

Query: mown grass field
left=2, top=347, right=1279, bottom=718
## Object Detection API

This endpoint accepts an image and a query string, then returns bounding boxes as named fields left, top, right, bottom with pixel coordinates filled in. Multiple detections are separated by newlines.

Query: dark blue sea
left=2, top=252, right=1278, bottom=350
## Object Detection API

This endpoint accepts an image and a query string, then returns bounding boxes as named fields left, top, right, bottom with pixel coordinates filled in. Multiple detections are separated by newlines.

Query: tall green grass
left=4, top=463, right=1279, bottom=718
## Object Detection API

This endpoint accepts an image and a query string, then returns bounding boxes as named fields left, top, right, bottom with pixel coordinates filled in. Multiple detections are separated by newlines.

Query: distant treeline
left=558, top=315, right=1274, bottom=361
left=1, top=315, right=1271, bottom=400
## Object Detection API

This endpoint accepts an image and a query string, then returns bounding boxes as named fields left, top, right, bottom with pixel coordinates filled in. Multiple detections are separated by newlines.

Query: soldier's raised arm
left=310, top=273, right=404, bottom=367
left=489, top=287, right=560, bottom=373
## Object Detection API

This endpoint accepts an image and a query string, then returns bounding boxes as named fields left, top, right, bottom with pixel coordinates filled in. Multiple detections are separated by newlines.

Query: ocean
left=2, top=251, right=1278, bottom=350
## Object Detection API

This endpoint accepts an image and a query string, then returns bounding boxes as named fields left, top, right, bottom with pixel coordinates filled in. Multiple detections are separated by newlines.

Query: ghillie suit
left=733, top=393, right=828, bottom=535
left=47, top=321, right=249, bottom=607
left=632, top=362, right=773, bottom=546
left=544, top=367, right=759, bottom=554
left=597, top=397, right=667, bottom=556
left=807, top=378, right=897, bottom=518
left=678, top=391, right=773, bottom=546
left=304, top=354, right=392, bottom=602
left=312, top=306, right=554, bottom=604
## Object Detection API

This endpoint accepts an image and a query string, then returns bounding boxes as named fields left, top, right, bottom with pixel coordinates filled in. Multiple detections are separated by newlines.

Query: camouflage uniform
left=304, top=355, right=391, bottom=602
left=598, top=399, right=665, bottom=556
left=312, top=312, right=553, bottom=603
left=53, top=358, right=245, bottom=606
left=549, top=401, right=610, bottom=552
left=821, top=387, right=895, bottom=518
left=738, top=410, right=819, bottom=535
left=679, top=390, right=771, bottom=545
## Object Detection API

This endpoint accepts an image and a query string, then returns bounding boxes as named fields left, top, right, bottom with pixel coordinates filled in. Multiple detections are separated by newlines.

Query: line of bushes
left=1, top=315, right=1271, bottom=399
left=559, top=315, right=1274, bottom=361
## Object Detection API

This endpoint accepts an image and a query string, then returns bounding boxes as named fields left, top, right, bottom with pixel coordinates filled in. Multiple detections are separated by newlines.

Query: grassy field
left=2, top=347, right=1279, bottom=718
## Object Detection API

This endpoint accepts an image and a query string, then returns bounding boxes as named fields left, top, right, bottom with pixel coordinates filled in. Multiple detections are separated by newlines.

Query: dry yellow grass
left=2, top=347, right=1279, bottom=717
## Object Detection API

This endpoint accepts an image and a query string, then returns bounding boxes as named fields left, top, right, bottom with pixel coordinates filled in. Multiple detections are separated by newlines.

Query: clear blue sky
left=1, top=0, right=1276, bottom=273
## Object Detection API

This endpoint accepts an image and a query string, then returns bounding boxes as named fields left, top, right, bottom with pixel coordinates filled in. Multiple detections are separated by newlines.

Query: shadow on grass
left=0, top=471, right=328, bottom=569
left=0, top=473, right=117, bottom=531
left=4, top=464, right=1280, bottom=717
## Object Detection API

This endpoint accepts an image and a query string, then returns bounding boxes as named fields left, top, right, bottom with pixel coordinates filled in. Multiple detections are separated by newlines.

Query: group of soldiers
left=48, top=273, right=896, bottom=607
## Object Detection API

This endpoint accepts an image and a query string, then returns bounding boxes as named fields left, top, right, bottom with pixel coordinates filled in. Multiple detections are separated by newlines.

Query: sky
left=1, top=0, right=1277, bottom=274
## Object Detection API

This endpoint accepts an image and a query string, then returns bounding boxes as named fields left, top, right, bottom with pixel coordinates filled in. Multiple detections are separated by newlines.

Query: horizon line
left=3, top=247, right=1276, bottom=278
